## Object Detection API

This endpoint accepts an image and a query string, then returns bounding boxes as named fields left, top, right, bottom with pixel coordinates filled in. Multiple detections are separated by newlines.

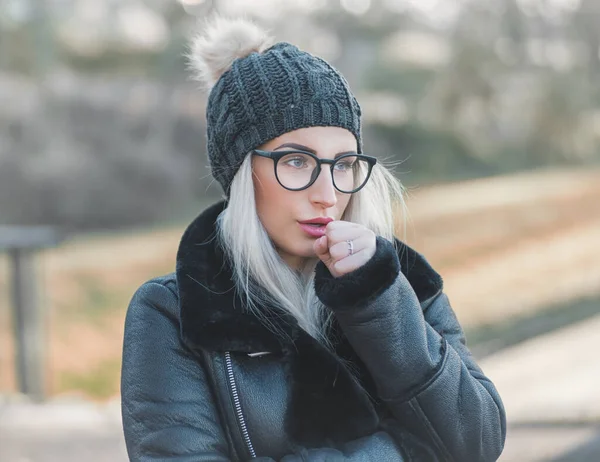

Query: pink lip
left=299, top=217, right=334, bottom=225
left=298, top=223, right=328, bottom=238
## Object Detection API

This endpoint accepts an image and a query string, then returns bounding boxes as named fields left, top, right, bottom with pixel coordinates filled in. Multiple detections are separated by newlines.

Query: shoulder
left=127, top=272, right=180, bottom=323
left=138, top=272, right=178, bottom=294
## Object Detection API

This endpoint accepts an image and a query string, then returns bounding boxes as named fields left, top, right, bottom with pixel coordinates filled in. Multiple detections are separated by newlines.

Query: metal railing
left=0, top=226, right=64, bottom=401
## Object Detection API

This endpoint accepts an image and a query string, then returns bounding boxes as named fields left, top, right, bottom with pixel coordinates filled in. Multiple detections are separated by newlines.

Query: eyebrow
left=274, top=143, right=357, bottom=158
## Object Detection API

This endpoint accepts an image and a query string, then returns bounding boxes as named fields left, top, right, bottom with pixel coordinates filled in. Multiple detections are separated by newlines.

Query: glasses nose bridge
left=312, top=158, right=337, bottom=191
left=318, top=158, right=336, bottom=168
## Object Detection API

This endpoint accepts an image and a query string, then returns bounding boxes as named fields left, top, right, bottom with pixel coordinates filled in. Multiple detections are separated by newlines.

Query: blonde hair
left=216, top=155, right=408, bottom=346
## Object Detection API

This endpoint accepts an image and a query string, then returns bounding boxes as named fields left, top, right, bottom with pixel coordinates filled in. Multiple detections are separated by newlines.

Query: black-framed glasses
left=252, top=149, right=377, bottom=193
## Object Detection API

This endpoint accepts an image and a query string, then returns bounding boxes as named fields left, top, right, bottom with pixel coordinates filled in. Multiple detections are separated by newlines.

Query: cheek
left=253, top=168, right=312, bottom=256
left=340, top=193, right=352, bottom=211
left=335, top=193, right=352, bottom=219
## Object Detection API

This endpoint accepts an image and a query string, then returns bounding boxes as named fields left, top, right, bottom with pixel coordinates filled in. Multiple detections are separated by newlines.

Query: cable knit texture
left=205, top=42, right=362, bottom=194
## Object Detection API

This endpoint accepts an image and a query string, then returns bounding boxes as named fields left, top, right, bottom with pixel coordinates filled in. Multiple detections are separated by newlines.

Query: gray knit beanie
left=188, top=17, right=362, bottom=195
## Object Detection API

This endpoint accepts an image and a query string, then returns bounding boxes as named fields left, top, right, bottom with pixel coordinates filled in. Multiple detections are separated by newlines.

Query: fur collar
left=176, top=200, right=443, bottom=354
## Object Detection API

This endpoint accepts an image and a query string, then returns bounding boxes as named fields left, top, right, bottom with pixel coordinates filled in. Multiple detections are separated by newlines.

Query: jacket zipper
left=224, top=351, right=256, bottom=459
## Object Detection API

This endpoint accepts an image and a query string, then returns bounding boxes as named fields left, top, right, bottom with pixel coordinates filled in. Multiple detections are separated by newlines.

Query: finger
left=326, top=220, right=362, bottom=231
left=313, top=235, right=331, bottom=261
left=325, top=223, right=364, bottom=247
left=328, top=235, right=372, bottom=262
left=333, top=248, right=373, bottom=275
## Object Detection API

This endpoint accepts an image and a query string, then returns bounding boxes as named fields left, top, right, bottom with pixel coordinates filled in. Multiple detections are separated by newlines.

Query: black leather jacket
left=121, top=201, right=506, bottom=461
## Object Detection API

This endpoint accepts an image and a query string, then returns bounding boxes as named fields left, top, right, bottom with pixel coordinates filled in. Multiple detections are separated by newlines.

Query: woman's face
left=252, top=126, right=357, bottom=269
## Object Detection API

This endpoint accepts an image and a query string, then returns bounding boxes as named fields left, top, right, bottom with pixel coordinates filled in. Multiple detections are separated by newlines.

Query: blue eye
left=285, top=157, right=307, bottom=168
left=334, top=161, right=354, bottom=171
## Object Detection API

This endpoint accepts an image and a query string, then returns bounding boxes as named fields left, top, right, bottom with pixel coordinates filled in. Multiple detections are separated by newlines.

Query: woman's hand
left=313, top=221, right=376, bottom=278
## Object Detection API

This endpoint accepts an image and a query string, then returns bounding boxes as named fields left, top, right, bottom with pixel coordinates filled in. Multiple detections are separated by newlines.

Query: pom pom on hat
left=187, top=16, right=274, bottom=90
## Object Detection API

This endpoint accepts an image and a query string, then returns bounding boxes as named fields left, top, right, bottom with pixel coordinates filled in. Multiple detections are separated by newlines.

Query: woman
left=121, top=16, right=506, bottom=462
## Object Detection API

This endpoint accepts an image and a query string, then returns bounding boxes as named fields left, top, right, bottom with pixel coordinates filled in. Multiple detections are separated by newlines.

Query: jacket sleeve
left=122, top=279, right=431, bottom=462
left=121, top=279, right=234, bottom=461
left=314, top=237, right=507, bottom=462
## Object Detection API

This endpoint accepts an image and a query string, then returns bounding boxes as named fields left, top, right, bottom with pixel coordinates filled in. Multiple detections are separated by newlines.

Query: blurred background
left=1, top=0, right=599, bottom=460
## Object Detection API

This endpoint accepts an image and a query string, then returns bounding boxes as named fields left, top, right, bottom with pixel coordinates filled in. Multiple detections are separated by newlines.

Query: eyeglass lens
left=276, top=152, right=370, bottom=192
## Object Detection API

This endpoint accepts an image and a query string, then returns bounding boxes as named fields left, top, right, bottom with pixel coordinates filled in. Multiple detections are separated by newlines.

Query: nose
left=308, top=167, right=337, bottom=209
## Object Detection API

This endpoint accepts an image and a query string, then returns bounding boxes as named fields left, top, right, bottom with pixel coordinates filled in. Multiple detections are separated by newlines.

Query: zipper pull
left=247, top=351, right=271, bottom=358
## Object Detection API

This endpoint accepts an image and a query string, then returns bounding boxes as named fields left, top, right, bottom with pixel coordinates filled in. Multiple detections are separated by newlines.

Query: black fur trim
left=176, top=200, right=290, bottom=354
left=314, top=236, right=401, bottom=309
left=284, top=328, right=380, bottom=445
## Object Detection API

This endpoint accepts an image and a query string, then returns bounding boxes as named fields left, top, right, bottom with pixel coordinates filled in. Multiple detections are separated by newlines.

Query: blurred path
left=481, top=314, right=600, bottom=424
left=481, top=314, right=600, bottom=461
left=0, top=398, right=127, bottom=462
left=502, top=424, right=600, bottom=462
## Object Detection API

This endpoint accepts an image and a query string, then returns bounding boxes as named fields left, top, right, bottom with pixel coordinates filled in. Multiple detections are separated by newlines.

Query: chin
left=300, top=246, right=318, bottom=258
left=278, top=241, right=317, bottom=262
left=288, top=243, right=316, bottom=258
left=272, top=228, right=318, bottom=264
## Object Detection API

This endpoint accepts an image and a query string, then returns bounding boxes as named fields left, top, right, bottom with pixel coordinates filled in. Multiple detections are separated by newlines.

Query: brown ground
left=1, top=166, right=599, bottom=400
